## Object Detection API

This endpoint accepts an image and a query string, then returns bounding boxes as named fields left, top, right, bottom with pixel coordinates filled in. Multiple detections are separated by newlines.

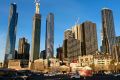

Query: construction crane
left=75, top=17, right=80, bottom=26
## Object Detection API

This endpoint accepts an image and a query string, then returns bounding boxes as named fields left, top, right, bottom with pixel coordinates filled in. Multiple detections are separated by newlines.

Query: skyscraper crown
left=102, top=7, right=111, bottom=11
left=35, top=0, right=40, bottom=14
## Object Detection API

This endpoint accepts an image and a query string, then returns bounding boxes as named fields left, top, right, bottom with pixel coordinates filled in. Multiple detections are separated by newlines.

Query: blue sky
left=0, top=0, right=120, bottom=62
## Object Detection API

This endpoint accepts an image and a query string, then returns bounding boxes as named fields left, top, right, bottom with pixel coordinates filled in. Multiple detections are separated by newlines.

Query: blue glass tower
left=4, top=3, right=18, bottom=61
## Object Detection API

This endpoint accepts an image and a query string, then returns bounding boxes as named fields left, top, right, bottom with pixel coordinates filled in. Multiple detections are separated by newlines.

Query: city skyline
left=0, top=0, right=120, bottom=62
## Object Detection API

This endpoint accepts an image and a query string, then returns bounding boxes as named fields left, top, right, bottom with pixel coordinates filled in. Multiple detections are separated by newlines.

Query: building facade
left=64, top=29, right=74, bottom=40
left=45, top=13, right=54, bottom=59
left=40, top=50, right=46, bottom=59
left=80, top=21, right=98, bottom=56
left=63, top=21, right=98, bottom=61
left=14, top=50, right=18, bottom=59
left=101, top=8, right=116, bottom=55
left=31, top=1, right=41, bottom=61
left=112, top=36, right=120, bottom=62
left=94, top=53, right=114, bottom=71
left=67, top=37, right=81, bottom=62
left=72, top=25, right=81, bottom=40
left=56, top=47, right=63, bottom=61
left=63, top=40, right=68, bottom=59
left=63, top=29, right=74, bottom=59
left=78, top=55, right=94, bottom=67
left=78, top=52, right=115, bottom=71
left=4, top=3, right=18, bottom=61
left=18, top=37, right=30, bottom=60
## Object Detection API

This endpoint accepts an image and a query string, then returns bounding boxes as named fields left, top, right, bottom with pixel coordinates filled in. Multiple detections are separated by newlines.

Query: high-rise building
left=80, top=21, right=98, bottom=55
left=112, top=44, right=120, bottom=62
left=112, top=36, right=120, bottom=61
left=14, top=50, right=18, bottom=59
left=64, top=29, right=74, bottom=40
left=31, top=1, right=41, bottom=61
left=45, top=13, right=54, bottom=59
left=67, top=37, right=81, bottom=62
left=63, top=21, right=98, bottom=62
left=56, top=47, right=63, bottom=61
left=63, top=21, right=98, bottom=61
left=40, top=50, right=46, bottom=59
left=63, top=29, right=74, bottom=59
left=4, top=3, right=18, bottom=61
left=63, top=40, right=68, bottom=59
left=101, top=8, right=116, bottom=54
left=71, top=25, right=81, bottom=40
left=18, top=37, right=30, bottom=60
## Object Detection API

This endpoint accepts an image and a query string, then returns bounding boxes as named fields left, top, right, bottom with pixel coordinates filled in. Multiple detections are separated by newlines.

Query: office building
left=64, top=29, right=74, bottom=40
left=14, top=50, right=18, bottom=59
left=71, top=25, right=81, bottom=40
left=40, top=50, right=46, bottom=59
left=63, top=29, right=74, bottom=59
left=67, top=37, right=81, bottom=62
left=31, top=1, right=41, bottom=61
left=112, top=36, right=120, bottom=61
left=80, top=21, right=98, bottom=55
left=18, top=37, right=30, bottom=60
left=63, top=40, right=68, bottom=59
left=45, top=13, right=54, bottom=59
left=56, top=47, right=63, bottom=61
left=64, top=28, right=81, bottom=62
left=101, top=8, right=116, bottom=54
left=63, top=21, right=98, bottom=62
left=4, top=3, right=18, bottom=62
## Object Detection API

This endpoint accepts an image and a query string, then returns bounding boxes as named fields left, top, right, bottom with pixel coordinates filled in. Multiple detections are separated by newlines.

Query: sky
left=0, top=0, right=120, bottom=62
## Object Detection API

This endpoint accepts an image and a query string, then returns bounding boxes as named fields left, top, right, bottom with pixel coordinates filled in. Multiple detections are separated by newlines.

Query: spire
left=35, top=0, right=40, bottom=14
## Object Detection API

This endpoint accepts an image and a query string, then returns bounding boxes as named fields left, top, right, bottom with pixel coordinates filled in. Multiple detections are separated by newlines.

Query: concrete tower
left=31, top=0, right=41, bottom=61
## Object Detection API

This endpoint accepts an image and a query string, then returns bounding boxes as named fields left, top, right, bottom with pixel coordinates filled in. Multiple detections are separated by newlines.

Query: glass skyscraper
left=45, top=13, right=54, bottom=59
left=101, top=8, right=116, bottom=54
left=4, top=3, right=18, bottom=61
